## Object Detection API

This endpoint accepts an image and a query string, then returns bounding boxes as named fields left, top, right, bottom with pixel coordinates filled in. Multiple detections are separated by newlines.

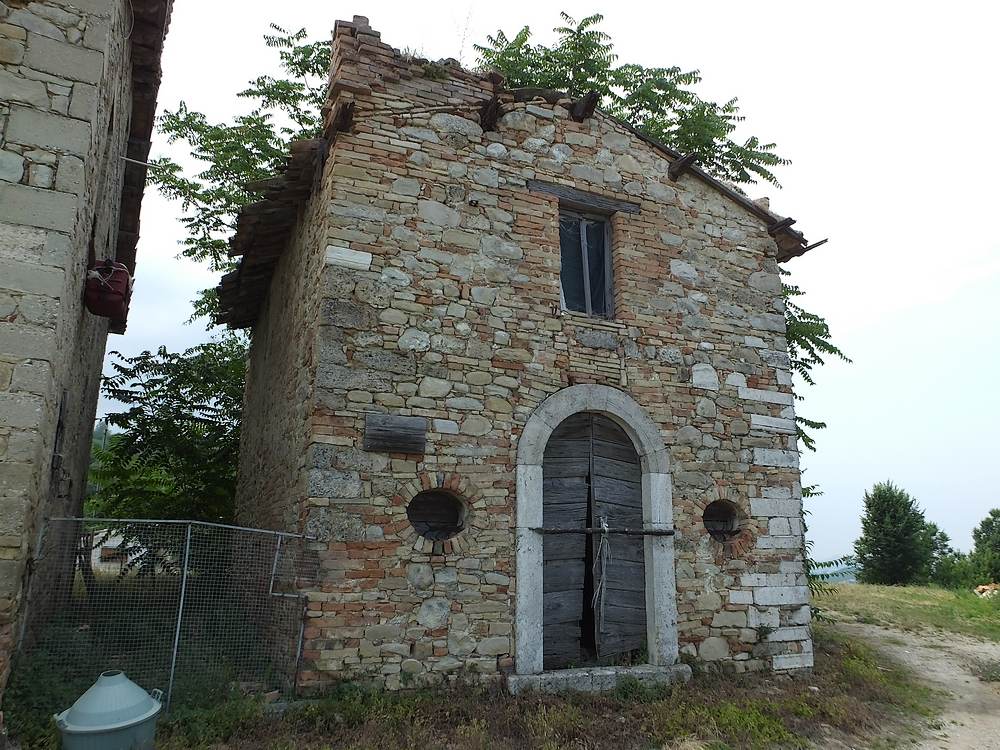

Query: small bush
left=974, top=660, right=1000, bottom=682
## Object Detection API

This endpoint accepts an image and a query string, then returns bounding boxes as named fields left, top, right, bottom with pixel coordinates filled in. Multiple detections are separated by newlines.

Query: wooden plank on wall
left=527, top=179, right=641, bottom=215
left=362, top=413, right=428, bottom=454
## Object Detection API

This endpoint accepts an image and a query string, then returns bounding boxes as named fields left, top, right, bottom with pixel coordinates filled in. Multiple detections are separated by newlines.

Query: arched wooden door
left=542, top=412, right=645, bottom=668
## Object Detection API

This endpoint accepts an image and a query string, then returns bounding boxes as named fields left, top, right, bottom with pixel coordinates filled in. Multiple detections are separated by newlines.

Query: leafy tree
left=854, top=481, right=932, bottom=585
left=88, top=336, right=247, bottom=522
left=782, top=277, right=851, bottom=450
left=150, top=25, right=331, bottom=319
left=930, top=549, right=979, bottom=590
left=972, top=509, right=1000, bottom=583
left=475, top=12, right=789, bottom=185
left=919, top=521, right=955, bottom=583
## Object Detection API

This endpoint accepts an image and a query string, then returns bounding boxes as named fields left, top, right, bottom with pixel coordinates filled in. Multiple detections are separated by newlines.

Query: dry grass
left=816, top=583, right=1000, bottom=642
left=147, top=624, right=935, bottom=750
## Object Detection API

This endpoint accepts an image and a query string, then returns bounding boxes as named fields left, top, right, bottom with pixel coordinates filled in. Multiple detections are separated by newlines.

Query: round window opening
left=407, top=490, right=466, bottom=541
left=703, top=500, right=742, bottom=542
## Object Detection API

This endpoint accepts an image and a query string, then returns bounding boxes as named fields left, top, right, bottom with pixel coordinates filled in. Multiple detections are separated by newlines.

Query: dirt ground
left=834, top=619, right=1000, bottom=749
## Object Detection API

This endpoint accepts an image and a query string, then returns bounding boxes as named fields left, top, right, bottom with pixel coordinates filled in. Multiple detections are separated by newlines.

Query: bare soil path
left=835, top=619, right=1000, bottom=749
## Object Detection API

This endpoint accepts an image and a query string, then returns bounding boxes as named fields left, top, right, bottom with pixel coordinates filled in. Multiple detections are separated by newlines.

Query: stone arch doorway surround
left=514, top=385, right=680, bottom=677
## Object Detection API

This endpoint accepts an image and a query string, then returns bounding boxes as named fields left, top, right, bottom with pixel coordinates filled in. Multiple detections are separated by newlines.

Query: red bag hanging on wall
left=84, top=260, right=133, bottom=321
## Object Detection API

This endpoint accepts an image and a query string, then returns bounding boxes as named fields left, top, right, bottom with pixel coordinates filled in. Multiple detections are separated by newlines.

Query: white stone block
left=1, top=258, right=64, bottom=296
left=670, top=258, right=698, bottom=283
left=325, top=244, right=372, bottom=271
left=8, top=106, right=91, bottom=155
left=25, top=34, right=104, bottom=84
left=0, top=184, right=75, bottom=232
left=772, top=652, right=813, bottom=671
left=691, top=363, right=719, bottom=390
left=788, top=605, right=812, bottom=626
left=432, top=418, right=459, bottom=434
left=729, top=590, right=753, bottom=605
left=644, top=471, right=673, bottom=526
left=768, top=626, right=810, bottom=642
left=750, top=497, right=801, bottom=518
left=750, top=414, right=796, bottom=434
left=748, top=607, right=779, bottom=629
left=724, top=371, right=746, bottom=388
left=515, top=464, right=543, bottom=527
left=769, top=517, right=791, bottom=536
left=753, top=448, right=799, bottom=468
left=762, top=486, right=792, bottom=499
left=0, top=69, right=48, bottom=108
left=755, top=535, right=801, bottom=550
left=754, top=586, right=809, bottom=606
left=738, top=387, right=794, bottom=406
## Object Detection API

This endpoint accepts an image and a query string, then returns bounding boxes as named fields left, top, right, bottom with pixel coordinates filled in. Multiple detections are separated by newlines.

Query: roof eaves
left=603, top=111, right=814, bottom=263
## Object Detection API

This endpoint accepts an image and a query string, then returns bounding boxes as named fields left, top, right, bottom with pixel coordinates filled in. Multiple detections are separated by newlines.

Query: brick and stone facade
left=0, top=0, right=170, bottom=697
left=222, top=16, right=816, bottom=691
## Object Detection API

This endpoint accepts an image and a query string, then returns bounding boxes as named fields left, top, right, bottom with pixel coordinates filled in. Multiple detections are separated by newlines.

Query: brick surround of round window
left=700, top=498, right=755, bottom=558
left=393, top=471, right=482, bottom=556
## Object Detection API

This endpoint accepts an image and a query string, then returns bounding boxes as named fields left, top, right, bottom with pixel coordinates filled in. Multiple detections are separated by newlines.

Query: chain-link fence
left=15, top=518, right=310, bottom=714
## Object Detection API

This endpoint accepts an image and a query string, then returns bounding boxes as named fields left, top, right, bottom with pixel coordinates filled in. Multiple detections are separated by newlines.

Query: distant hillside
left=820, top=564, right=858, bottom=583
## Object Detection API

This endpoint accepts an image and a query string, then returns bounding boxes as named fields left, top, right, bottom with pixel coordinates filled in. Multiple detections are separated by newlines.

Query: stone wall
left=234, top=154, right=333, bottom=534
left=237, top=17, right=812, bottom=688
left=0, top=0, right=135, bottom=694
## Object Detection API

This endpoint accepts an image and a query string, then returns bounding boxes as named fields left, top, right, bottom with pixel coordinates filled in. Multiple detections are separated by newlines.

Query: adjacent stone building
left=0, top=0, right=171, bottom=695
left=219, top=16, right=819, bottom=692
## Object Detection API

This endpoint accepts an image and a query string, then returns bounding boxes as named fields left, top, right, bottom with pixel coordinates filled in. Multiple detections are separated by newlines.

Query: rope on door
left=591, top=516, right=612, bottom=631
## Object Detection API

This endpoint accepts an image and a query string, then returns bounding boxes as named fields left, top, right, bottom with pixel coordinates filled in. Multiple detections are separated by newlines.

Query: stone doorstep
left=506, top=663, right=692, bottom=695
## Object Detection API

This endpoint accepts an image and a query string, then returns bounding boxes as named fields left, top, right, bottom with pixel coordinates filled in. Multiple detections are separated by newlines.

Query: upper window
left=558, top=211, right=612, bottom=318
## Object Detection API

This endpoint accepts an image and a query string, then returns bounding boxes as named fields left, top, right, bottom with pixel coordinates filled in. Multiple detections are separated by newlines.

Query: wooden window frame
left=559, top=209, right=614, bottom=320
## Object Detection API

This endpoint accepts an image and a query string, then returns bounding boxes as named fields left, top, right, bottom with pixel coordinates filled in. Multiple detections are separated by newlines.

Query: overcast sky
left=109, top=1, right=1000, bottom=560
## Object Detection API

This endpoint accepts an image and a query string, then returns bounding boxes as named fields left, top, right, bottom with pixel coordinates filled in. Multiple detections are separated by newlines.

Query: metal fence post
left=268, top=535, right=283, bottom=596
left=165, top=523, right=192, bottom=713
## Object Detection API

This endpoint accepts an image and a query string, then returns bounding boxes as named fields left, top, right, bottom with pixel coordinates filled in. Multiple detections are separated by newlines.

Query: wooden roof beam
left=668, top=153, right=698, bottom=181
left=570, top=91, right=599, bottom=122
left=767, top=217, right=797, bottom=235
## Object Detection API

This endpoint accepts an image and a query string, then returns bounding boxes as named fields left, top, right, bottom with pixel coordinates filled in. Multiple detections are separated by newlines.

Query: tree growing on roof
left=476, top=12, right=790, bottom=186
left=151, top=25, right=330, bottom=318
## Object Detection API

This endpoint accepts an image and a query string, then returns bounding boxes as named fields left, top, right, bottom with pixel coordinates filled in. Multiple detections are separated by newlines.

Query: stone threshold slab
left=506, top=663, right=692, bottom=694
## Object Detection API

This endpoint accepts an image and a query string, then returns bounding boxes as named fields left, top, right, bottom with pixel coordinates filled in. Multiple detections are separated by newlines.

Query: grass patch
left=817, top=583, right=1000, bottom=642
left=6, top=608, right=938, bottom=749
left=151, top=625, right=935, bottom=750
left=974, top=660, right=1000, bottom=682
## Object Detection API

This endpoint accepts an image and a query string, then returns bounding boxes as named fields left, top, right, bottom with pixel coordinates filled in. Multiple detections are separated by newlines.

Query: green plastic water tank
left=54, top=671, right=162, bottom=750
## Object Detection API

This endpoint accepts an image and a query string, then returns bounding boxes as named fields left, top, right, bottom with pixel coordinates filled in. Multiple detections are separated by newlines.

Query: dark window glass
left=585, top=220, right=607, bottom=317
left=559, top=215, right=587, bottom=313
left=558, top=212, right=611, bottom=317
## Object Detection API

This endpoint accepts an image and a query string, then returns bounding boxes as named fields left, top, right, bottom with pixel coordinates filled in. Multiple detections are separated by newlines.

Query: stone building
left=219, top=16, right=820, bottom=691
left=0, top=0, right=172, bottom=694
